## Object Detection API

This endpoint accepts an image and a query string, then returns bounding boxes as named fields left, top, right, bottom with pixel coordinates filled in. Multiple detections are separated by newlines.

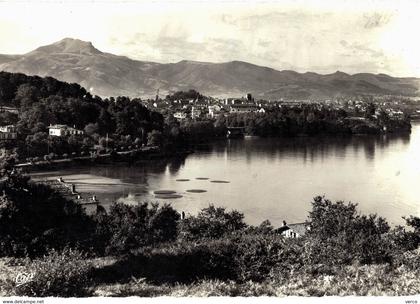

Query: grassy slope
left=1, top=250, right=419, bottom=297
left=91, top=264, right=420, bottom=297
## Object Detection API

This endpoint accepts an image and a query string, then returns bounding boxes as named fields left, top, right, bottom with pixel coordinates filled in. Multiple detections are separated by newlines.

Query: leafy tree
left=0, top=149, right=18, bottom=177
left=405, top=215, right=420, bottom=233
left=92, top=202, right=180, bottom=255
left=84, top=123, right=99, bottom=136
left=391, top=216, right=420, bottom=251
left=0, top=164, right=94, bottom=257
left=178, top=205, right=247, bottom=241
left=14, top=84, right=39, bottom=108
left=25, top=132, right=49, bottom=156
left=97, top=108, right=114, bottom=135
left=0, top=111, right=18, bottom=125
left=365, top=102, right=376, bottom=118
left=147, top=130, right=163, bottom=147
left=305, top=196, right=391, bottom=265
left=166, top=89, right=204, bottom=102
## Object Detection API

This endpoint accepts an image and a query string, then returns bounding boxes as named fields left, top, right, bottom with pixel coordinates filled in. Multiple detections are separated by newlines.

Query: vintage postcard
left=0, top=0, right=418, bottom=303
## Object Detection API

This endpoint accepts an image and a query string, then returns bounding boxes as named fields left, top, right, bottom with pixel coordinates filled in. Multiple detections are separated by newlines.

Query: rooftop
left=48, top=124, right=69, bottom=129
left=276, top=222, right=308, bottom=236
left=287, top=222, right=308, bottom=236
left=231, top=104, right=258, bottom=108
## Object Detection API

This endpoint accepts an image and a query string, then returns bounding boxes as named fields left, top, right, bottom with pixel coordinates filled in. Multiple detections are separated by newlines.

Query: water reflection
left=90, top=157, right=188, bottom=181
left=32, top=125, right=419, bottom=227
left=196, top=132, right=411, bottom=164
left=168, top=158, right=186, bottom=175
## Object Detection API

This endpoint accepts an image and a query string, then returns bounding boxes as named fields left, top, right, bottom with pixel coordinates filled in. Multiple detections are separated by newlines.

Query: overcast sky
left=0, top=0, right=419, bottom=77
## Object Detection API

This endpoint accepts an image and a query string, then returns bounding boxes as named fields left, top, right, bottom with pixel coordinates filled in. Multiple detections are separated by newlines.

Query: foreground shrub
left=392, top=248, right=420, bottom=271
left=93, top=239, right=238, bottom=283
left=233, top=233, right=295, bottom=282
left=304, top=196, right=392, bottom=265
left=7, top=248, right=93, bottom=297
left=0, top=172, right=95, bottom=257
left=398, top=216, right=420, bottom=250
left=178, top=205, right=247, bottom=241
left=389, top=224, right=419, bottom=253
left=92, top=233, right=298, bottom=284
left=92, top=202, right=180, bottom=255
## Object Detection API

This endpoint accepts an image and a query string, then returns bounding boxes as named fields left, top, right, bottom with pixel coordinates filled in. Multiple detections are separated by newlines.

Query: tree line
left=0, top=72, right=165, bottom=159
left=0, top=72, right=412, bottom=163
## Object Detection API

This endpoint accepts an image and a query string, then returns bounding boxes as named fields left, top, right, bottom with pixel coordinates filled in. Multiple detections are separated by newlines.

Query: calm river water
left=32, top=122, right=420, bottom=226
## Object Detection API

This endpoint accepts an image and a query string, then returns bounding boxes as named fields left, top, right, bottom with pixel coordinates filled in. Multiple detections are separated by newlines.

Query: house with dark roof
left=276, top=221, right=308, bottom=238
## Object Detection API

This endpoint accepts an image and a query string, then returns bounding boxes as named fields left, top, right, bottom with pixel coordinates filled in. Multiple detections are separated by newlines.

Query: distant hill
left=1, top=38, right=420, bottom=99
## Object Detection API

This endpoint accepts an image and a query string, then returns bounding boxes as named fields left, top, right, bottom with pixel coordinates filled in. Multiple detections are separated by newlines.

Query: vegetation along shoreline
left=0, top=71, right=413, bottom=174
left=0, top=71, right=419, bottom=297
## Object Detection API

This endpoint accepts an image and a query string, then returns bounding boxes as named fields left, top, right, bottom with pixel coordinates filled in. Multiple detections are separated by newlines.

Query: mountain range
left=1, top=38, right=419, bottom=99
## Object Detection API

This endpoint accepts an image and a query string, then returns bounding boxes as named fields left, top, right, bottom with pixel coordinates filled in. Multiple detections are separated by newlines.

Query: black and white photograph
left=0, top=0, right=419, bottom=302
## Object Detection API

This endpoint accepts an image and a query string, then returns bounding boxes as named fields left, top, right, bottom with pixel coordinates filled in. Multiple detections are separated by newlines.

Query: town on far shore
left=1, top=89, right=420, bottom=143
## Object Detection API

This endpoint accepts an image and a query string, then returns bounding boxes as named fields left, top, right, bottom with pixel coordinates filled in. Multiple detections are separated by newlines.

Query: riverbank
left=15, top=145, right=192, bottom=173
left=21, top=122, right=419, bottom=227
left=15, top=123, right=411, bottom=175
left=38, top=178, right=101, bottom=207
left=345, top=116, right=412, bottom=134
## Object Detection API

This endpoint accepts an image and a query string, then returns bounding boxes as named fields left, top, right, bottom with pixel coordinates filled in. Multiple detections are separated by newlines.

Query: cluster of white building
left=172, top=102, right=266, bottom=121
left=0, top=124, right=86, bottom=141
left=0, top=125, right=17, bottom=140
left=48, top=124, right=84, bottom=137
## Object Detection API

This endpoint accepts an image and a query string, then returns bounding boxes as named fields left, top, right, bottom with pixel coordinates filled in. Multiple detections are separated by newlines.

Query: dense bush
left=388, top=215, right=420, bottom=255
left=404, top=216, right=420, bottom=248
left=8, top=248, right=93, bottom=297
left=91, top=240, right=236, bottom=284
left=231, top=233, right=291, bottom=282
left=165, top=90, right=204, bottom=102
left=179, top=121, right=217, bottom=143
left=219, top=106, right=350, bottom=136
left=92, top=198, right=420, bottom=285
left=178, top=205, right=247, bottom=241
left=304, top=196, right=392, bottom=265
left=0, top=172, right=94, bottom=257
left=94, top=232, right=298, bottom=284
left=92, top=202, right=180, bottom=255
left=147, top=130, right=164, bottom=147
left=216, top=104, right=410, bottom=137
